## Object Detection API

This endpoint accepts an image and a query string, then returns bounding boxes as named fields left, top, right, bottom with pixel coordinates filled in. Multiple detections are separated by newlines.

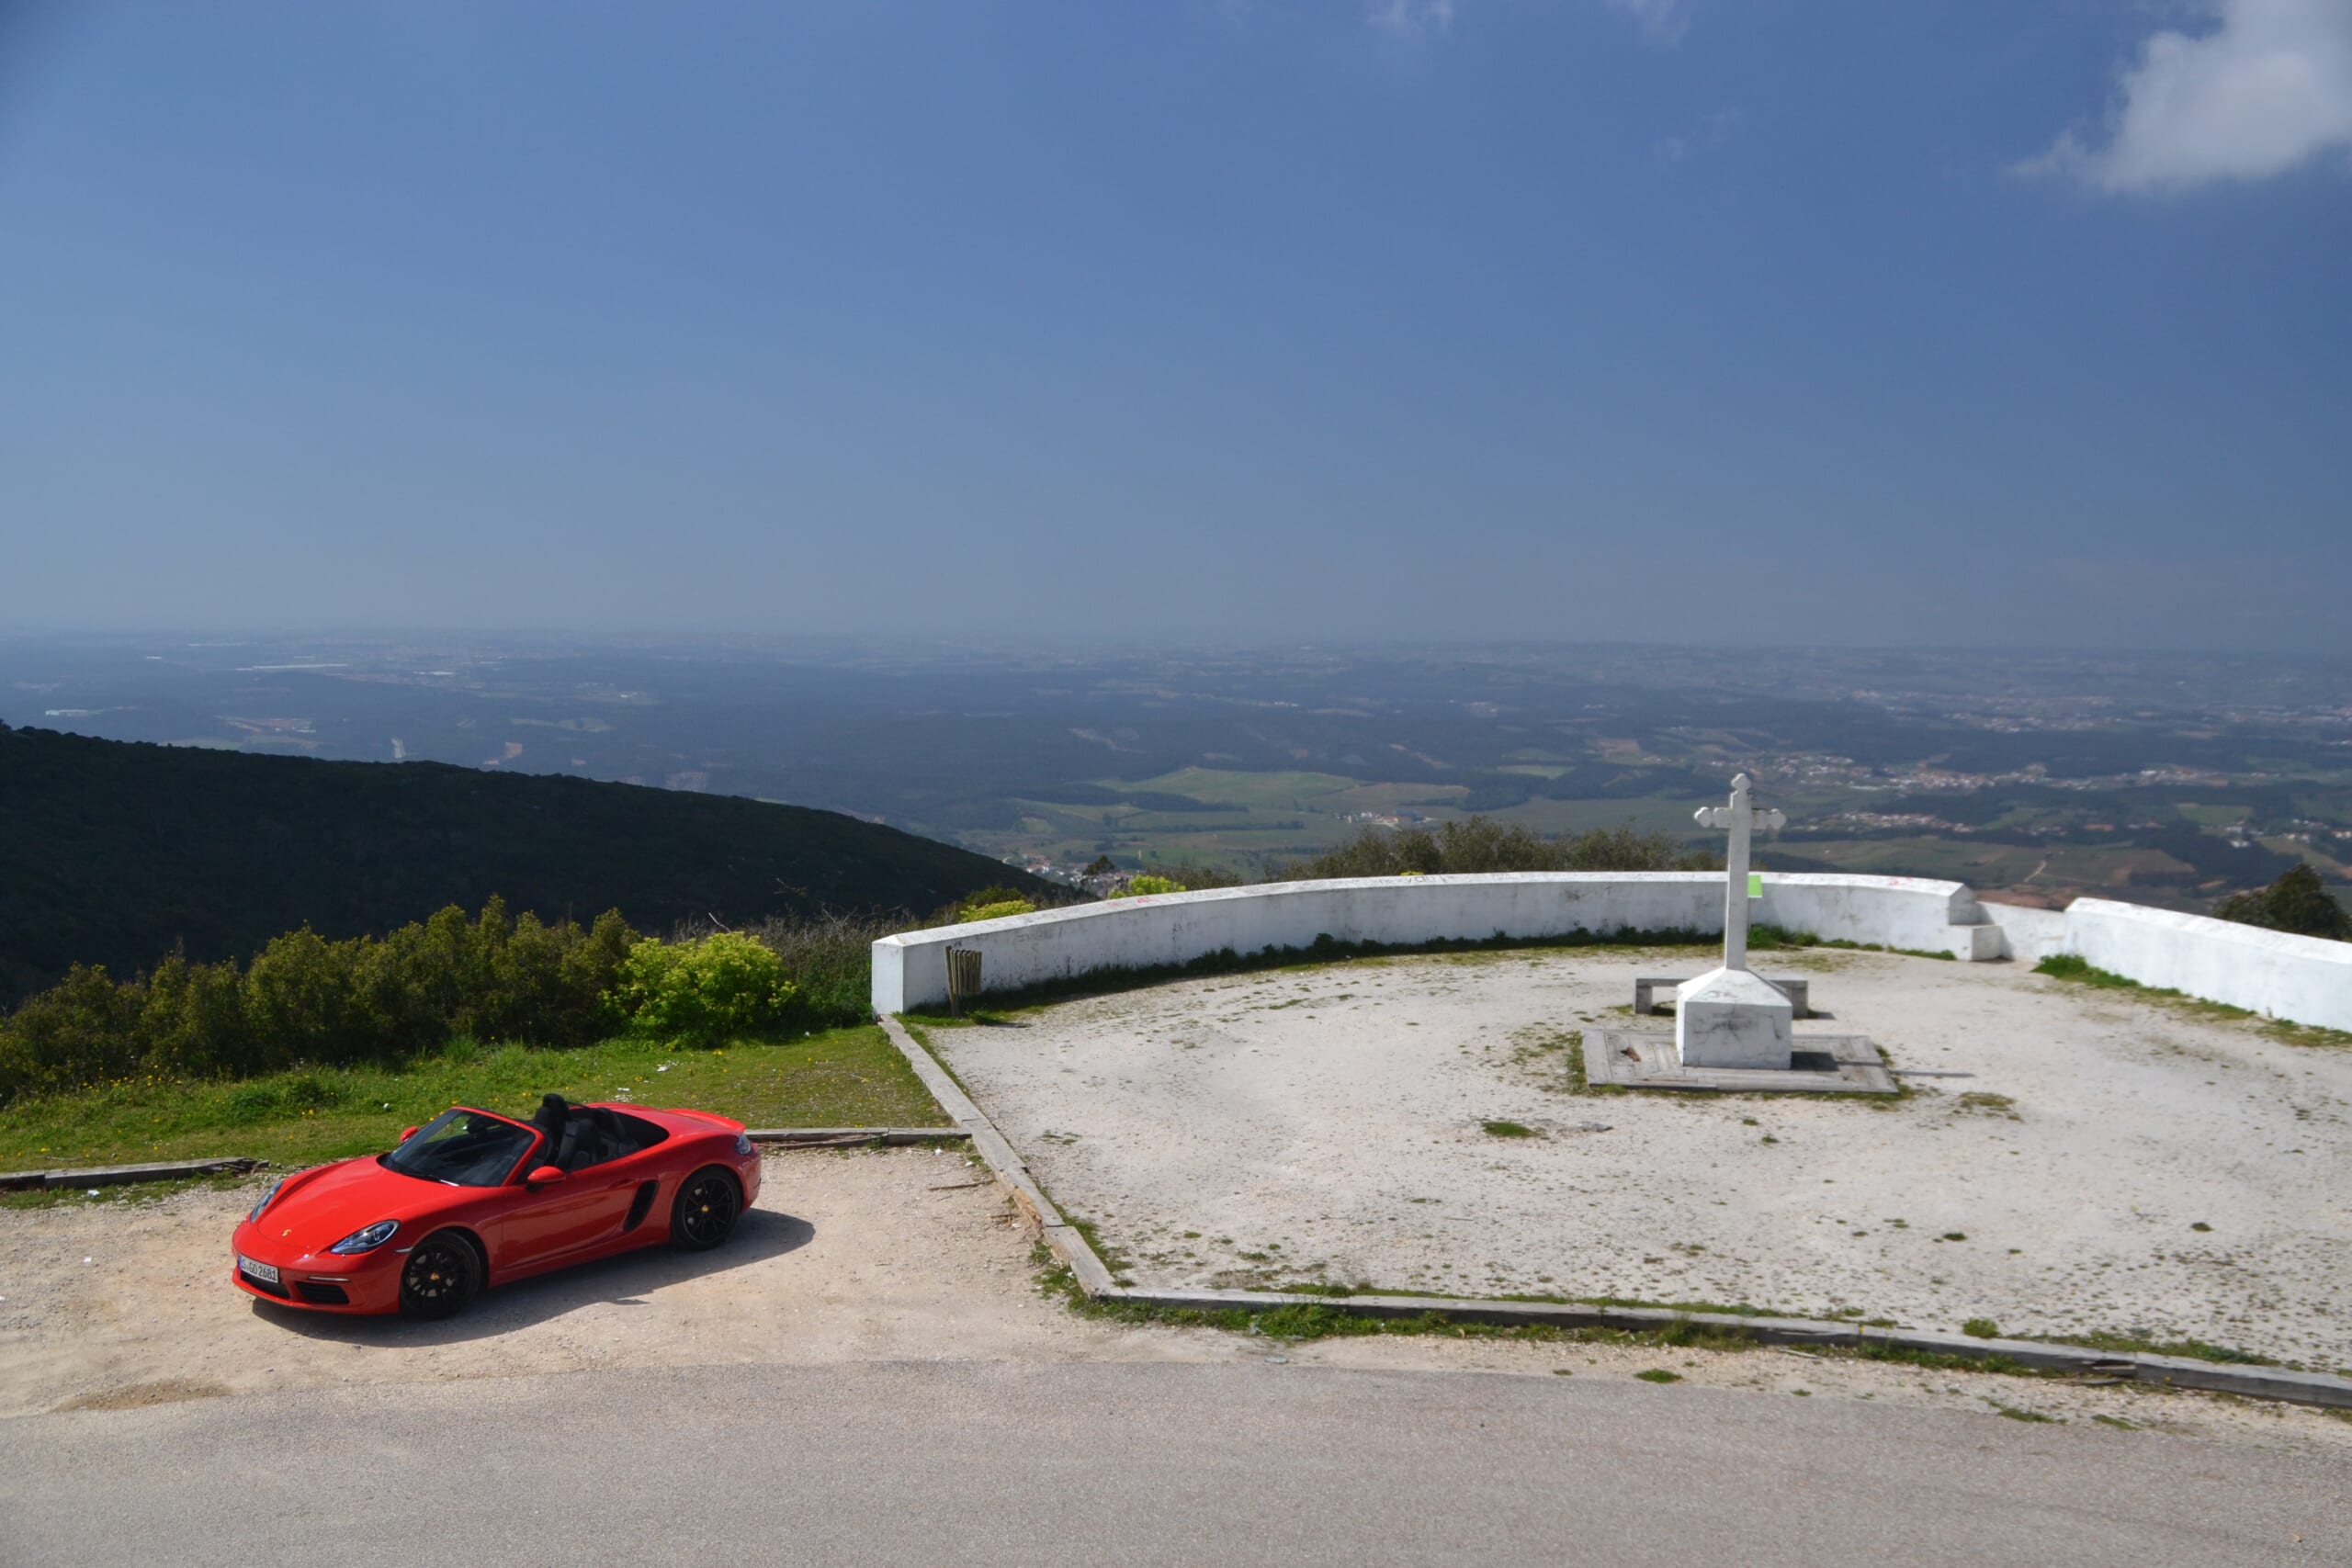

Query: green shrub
left=958, top=898, right=1037, bottom=923
left=1962, top=1317, right=2000, bottom=1339
left=2213, top=863, right=2350, bottom=941
left=1270, top=817, right=1718, bottom=881
left=738, top=910, right=896, bottom=1032
left=1118, top=874, right=1185, bottom=897
left=613, top=931, right=800, bottom=1049
left=0, top=902, right=639, bottom=1105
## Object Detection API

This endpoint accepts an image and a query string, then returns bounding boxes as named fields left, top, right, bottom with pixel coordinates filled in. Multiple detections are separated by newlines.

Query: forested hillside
left=0, top=725, right=1042, bottom=1006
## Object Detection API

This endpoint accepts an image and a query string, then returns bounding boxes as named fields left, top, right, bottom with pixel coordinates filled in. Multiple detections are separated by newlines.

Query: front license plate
left=238, top=1255, right=280, bottom=1286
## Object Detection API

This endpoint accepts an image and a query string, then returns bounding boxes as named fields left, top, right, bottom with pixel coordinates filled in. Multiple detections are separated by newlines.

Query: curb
left=882, top=1014, right=2352, bottom=1413
left=0, top=1156, right=265, bottom=1192
left=746, top=1127, right=972, bottom=1148
left=0, top=1128, right=972, bottom=1191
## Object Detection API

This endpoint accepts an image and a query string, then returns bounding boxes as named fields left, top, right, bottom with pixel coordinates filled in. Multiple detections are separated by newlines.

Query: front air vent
left=239, top=1267, right=290, bottom=1299
left=295, top=1281, right=351, bottom=1305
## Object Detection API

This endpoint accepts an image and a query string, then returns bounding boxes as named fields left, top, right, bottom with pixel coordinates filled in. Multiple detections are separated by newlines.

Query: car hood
left=250, top=1156, right=451, bottom=1257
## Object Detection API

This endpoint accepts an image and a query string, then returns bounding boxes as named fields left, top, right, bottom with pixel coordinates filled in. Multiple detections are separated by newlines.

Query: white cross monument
left=1676, top=773, right=1796, bottom=1070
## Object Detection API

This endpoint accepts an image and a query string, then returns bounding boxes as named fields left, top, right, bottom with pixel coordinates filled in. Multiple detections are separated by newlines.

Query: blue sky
left=2, top=2, right=2346, bottom=649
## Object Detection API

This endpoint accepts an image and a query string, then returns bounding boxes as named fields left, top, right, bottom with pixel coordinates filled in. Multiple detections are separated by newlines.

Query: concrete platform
left=1587, top=1030, right=1894, bottom=1095
left=928, top=947, right=2352, bottom=1364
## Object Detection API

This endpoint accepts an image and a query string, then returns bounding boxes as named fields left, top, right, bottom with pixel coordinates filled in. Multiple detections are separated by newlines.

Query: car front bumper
left=230, top=1222, right=403, bottom=1314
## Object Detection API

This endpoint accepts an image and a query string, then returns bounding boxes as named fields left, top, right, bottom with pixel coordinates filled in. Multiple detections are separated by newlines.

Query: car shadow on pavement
left=249, top=1207, right=815, bottom=1346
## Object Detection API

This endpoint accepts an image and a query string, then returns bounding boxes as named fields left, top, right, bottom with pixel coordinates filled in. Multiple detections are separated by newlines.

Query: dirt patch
left=53, top=1377, right=233, bottom=1412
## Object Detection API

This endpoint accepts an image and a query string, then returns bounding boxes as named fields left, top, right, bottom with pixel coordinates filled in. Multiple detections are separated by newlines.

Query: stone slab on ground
left=1588, top=1030, right=1894, bottom=1094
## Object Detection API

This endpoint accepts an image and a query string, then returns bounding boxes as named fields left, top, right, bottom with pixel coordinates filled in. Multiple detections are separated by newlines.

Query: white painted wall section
left=1979, top=901, right=2068, bottom=966
left=2064, top=898, right=2352, bottom=1032
left=872, top=872, right=1987, bottom=1015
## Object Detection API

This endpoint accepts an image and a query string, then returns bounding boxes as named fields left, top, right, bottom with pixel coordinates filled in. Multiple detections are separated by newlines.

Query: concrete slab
left=1589, top=1030, right=1894, bottom=1095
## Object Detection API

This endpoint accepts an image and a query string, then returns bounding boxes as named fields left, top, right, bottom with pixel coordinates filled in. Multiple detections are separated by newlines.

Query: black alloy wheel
left=670, top=1168, right=741, bottom=1252
left=398, top=1230, right=481, bottom=1320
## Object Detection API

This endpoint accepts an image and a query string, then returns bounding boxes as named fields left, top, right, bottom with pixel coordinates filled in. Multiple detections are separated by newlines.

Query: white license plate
left=238, top=1256, right=279, bottom=1286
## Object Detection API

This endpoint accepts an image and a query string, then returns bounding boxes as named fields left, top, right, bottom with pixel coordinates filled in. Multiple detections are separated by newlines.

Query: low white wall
left=872, top=872, right=1985, bottom=1015
left=1757, top=874, right=1984, bottom=954
left=1980, top=901, right=2068, bottom=966
left=2064, top=898, right=2352, bottom=1032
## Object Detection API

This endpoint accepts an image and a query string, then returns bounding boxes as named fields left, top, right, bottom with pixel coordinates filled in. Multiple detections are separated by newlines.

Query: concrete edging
left=745, top=1127, right=972, bottom=1148
left=0, top=1129, right=973, bottom=1192
left=881, top=1014, right=2352, bottom=1413
left=0, top=1156, right=265, bottom=1192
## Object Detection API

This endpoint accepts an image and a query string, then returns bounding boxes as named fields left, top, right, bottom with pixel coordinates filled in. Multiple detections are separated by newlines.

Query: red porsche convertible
left=230, top=1095, right=763, bottom=1318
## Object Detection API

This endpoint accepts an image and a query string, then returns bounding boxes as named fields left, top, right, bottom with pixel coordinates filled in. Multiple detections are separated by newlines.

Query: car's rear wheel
left=670, top=1168, right=741, bottom=1251
left=399, top=1230, right=481, bottom=1319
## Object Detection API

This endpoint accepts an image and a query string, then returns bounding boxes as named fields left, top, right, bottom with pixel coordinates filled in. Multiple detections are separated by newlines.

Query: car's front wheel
left=399, top=1230, right=481, bottom=1319
left=670, top=1168, right=741, bottom=1252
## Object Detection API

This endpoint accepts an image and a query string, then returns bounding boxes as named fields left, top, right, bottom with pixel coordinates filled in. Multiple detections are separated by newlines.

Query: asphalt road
left=2, top=1360, right=2341, bottom=1566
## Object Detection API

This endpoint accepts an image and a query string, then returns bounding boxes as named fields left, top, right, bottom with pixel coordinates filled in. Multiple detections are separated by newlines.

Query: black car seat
left=531, top=1093, right=569, bottom=1169
left=557, top=1105, right=628, bottom=1171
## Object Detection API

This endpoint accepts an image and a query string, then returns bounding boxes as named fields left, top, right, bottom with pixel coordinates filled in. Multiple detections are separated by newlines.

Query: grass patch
left=1481, top=1120, right=1539, bottom=1139
left=1994, top=1404, right=2060, bottom=1424
left=1561, top=1030, right=1626, bottom=1098
left=1962, top=1318, right=2000, bottom=1339
left=2034, top=954, right=2352, bottom=1048
left=0, top=1024, right=944, bottom=1172
left=1806, top=937, right=1959, bottom=961
left=1634, top=1369, right=1682, bottom=1384
left=2030, top=1331, right=2279, bottom=1367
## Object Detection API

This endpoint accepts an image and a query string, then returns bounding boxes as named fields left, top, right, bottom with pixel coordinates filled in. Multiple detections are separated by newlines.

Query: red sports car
left=230, top=1095, right=763, bottom=1318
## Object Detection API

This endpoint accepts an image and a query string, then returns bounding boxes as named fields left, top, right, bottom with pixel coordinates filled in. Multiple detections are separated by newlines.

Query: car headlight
left=734, top=1133, right=755, bottom=1156
left=248, top=1178, right=286, bottom=1223
left=328, top=1220, right=400, bottom=1256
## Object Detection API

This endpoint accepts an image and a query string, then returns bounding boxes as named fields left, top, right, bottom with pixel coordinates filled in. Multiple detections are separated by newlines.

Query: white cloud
left=1365, top=0, right=1455, bottom=39
left=2023, top=0, right=2352, bottom=193
left=1608, top=0, right=1690, bottom=48
left=1654, top=107, right=1740, bottom=164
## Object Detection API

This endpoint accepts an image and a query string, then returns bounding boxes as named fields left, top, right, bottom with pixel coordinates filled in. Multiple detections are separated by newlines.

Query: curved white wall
left=872, top=872, right=1990, bottom=1015
left=2064, top=898, right=2352, bottom=1032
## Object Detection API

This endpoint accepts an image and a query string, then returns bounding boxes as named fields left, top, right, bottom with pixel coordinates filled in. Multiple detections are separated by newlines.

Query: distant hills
left=0, top=725, right=1046, bottom=1008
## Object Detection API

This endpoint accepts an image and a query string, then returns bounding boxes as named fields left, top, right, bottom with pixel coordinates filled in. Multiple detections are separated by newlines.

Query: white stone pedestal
left=1674, top=966, right=1794, bottom=1070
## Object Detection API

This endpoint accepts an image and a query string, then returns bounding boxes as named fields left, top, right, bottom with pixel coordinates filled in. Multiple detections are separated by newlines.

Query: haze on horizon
left=2, top=3, right=2346, bottom=652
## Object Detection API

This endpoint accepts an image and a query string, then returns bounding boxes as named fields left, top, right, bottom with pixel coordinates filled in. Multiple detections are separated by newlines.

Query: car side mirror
left=526, top=1165, right=567, bottom=1188
left=400, top=1126, right=420, bottom=1143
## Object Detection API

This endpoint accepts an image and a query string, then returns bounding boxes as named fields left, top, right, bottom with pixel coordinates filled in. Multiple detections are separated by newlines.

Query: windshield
left=381, top=1109, right=537, bottom=1187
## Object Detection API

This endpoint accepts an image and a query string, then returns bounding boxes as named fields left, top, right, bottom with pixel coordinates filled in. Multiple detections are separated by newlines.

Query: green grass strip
left=0, top=1024, right=944, bottom=1172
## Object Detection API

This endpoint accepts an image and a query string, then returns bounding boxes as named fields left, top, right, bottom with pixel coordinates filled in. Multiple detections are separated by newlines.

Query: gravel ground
left=933, top=948, right=2352, bottom=1366
left=3, top=1145, right=2346, bottom=1451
